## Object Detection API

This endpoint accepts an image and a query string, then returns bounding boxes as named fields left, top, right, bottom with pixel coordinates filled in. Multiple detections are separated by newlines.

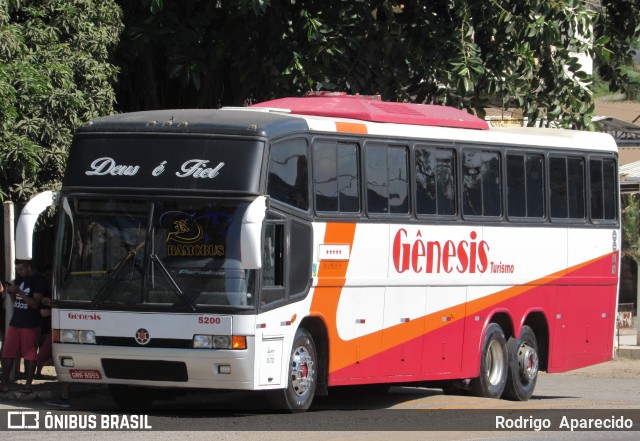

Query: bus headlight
left=55, top=329, right=97, bottom=344
left=59, top=329, right=78, bottom=343
left=193, top=335, right=212, bottom=348
left=193, top=335, right=246, bottom=349
left=79, top=330, right=96, bottom=344
left=212, top=335, right=231, bottom=348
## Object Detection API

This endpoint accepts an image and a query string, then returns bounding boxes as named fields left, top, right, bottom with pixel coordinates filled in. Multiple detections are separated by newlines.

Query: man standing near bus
left=0, top=259, right=45, bottom=394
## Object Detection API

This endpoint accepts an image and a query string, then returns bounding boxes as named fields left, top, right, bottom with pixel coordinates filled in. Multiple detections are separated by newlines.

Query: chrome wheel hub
left=291, top=345, right=315, bottom=397
left=486, top=339, right=506, bottom=386
left=517, top=343, right=538, bottom=383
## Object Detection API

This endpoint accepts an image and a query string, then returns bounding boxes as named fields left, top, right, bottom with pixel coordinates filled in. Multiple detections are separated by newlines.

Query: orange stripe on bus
left=310, top=223, right=356, bottom=371
left=312, top=245, right=617, bottom=374
left=466, top=252, right=610, bottom=318
left=335, top=122, right=368, bottom=134
left=311, top=222, right=355, bottom=299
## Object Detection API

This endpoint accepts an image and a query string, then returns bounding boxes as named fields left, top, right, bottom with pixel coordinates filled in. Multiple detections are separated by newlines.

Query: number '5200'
left=198, top=316, right=221, bottom=325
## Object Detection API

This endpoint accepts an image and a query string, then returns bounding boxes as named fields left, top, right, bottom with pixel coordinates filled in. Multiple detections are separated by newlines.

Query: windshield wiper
left=90, top=250, right=137, bottom=307
left=151, top=254, right=197, bottom=312
left=92, top=226, right=145, bottom=307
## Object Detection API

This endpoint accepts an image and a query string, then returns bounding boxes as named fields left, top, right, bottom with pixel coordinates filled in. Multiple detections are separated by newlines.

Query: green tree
left=115, top=0, right=640, bottom=129
left=594, top=0, right=640, bottom=96
left=3, top=1, right=638, bottom=203
left=622, top=195, right=640, bottom=263
left=115, top=0, right=307, bottom=109
left=0, top=0, right=122, bottom=203
left=621, top=193, right=640, bottom=313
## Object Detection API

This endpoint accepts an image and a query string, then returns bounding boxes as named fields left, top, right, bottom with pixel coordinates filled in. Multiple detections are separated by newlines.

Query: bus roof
left=76, top=108, right=309, bottom=139
left=250, top=95, right=490, bottom=130
left=77, top=98, right=617, bottom=154
left=242, top=96, right=616, bottom=153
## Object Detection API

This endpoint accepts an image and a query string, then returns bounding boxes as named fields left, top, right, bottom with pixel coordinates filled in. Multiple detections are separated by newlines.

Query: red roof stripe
left=251, top=96, right=489, bottom=130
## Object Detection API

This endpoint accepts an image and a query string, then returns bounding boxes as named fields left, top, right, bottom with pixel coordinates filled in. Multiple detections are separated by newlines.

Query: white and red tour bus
left=16, top=93, right=620, bottom=411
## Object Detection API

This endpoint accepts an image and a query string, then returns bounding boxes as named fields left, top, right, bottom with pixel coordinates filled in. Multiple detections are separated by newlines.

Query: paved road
left=1, top=358, right=639, bottom=439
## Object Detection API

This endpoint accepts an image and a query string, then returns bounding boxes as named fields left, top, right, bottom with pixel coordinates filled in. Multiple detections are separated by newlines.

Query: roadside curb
left=0, top=389, right=56, bottom=402
left=618, top=346, right=640, bottom=360
left=552, top=356, right=640, bottom=379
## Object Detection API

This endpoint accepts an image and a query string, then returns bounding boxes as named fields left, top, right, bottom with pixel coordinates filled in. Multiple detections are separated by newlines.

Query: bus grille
left=96, top=336, right=192, bottom=349
left=101, top=359, right=188, bottom=382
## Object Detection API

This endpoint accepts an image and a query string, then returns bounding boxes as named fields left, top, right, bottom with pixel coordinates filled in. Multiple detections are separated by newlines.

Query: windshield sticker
left=85, top=157, right=140, bottom=176
left=161, top=211, right=225, bottom=258
left=84, top=157, right=225, bottom=180
left=175, top=159, right=225, bottom=178
left=169, top=218, right=203, bottom=244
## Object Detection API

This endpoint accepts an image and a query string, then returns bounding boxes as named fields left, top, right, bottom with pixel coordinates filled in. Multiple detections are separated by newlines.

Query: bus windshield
left=57, top=197, right=255, bottom=310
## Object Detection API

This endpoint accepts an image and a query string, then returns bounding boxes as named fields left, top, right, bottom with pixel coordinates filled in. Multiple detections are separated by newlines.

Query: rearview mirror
left=240, top=196, right=266, bottom=269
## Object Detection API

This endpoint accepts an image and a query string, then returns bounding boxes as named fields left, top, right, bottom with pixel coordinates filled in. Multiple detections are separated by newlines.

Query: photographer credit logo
left=6, top=410, right=152, bottom=430
left=8, top=411, right=39, bottom=429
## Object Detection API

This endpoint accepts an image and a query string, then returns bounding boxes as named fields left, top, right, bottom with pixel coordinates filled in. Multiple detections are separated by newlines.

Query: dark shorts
left=1, top=326, right=41, bottom=360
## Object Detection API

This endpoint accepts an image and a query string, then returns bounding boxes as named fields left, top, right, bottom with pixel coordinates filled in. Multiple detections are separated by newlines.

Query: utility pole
left=3, top=201, right=15, bottom=341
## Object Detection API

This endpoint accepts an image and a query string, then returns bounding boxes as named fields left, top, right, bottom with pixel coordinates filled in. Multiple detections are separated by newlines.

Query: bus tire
left=267, top=328, right=317, bottom=412
left=109, top=385, right=155, bottom=408
left=502, top=325, right=539, bottom=401
left=470, top=323, right=508, bottom=399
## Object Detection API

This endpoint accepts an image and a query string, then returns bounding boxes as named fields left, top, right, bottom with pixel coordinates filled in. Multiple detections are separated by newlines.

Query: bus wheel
left=471, top=323, right=508, bottom=399
left=502, top=325, right=539, bottom=401
left=109, top=385, right=155, bottom=408
left=267, top=328, right=317, bottom=412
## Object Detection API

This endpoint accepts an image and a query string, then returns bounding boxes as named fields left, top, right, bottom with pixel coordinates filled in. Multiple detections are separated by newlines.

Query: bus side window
left=338, top=143, right=360, bottom=212
left=507, top=153, right=544, bottom=219
left=590, top=159, right=604, bottom=220
left=314, top=141, right=339, bottom=212
left=567, top=157, right=585, bottom=219
left=389, top=147, right=409, bottom=214
left=527, top=155, right=545, bottom=218
left=602, top=159, right=617, bottom=220
left=261, top=222, right=285, bottom=306
left=313, top=141, right=360, bottom=213
left=463, top=150, right=501, bottom=217
left=289, top=220, right=312, bottom=296
left=366, top=144, right=409, bottom=215
left=262, top=223, right=284, bottom=288
left=267, top=139, right=309, bottom=211
left=507, top=154, right=526, bottom=217
left=415, top=147, right=456, bottom=216
left=550, top=156, right=585, bottom=220
left=367, top=145, right=389, bottom=213
left=590, top=158, right=617, bottom=221
left=549, top=157, right=568, bottom=218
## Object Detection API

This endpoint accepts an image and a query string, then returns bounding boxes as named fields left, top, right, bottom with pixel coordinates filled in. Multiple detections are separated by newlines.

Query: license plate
left=69, top=369, right=102, bottom=380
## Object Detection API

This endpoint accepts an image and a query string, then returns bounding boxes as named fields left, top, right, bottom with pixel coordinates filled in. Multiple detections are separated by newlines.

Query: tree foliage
left=594, top=0, right=640, bottom=94
left=622, top=194, right=640, bottom=266
left=0, top=0, right=122, bottom=203
left=2, top=1, right=639, bottom=203
left=115, top=0, right=640, bottom=130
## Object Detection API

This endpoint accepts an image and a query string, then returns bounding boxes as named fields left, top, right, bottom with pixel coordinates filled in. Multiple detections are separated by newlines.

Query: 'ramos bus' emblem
left=135, top=328, right=150, bottom=345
